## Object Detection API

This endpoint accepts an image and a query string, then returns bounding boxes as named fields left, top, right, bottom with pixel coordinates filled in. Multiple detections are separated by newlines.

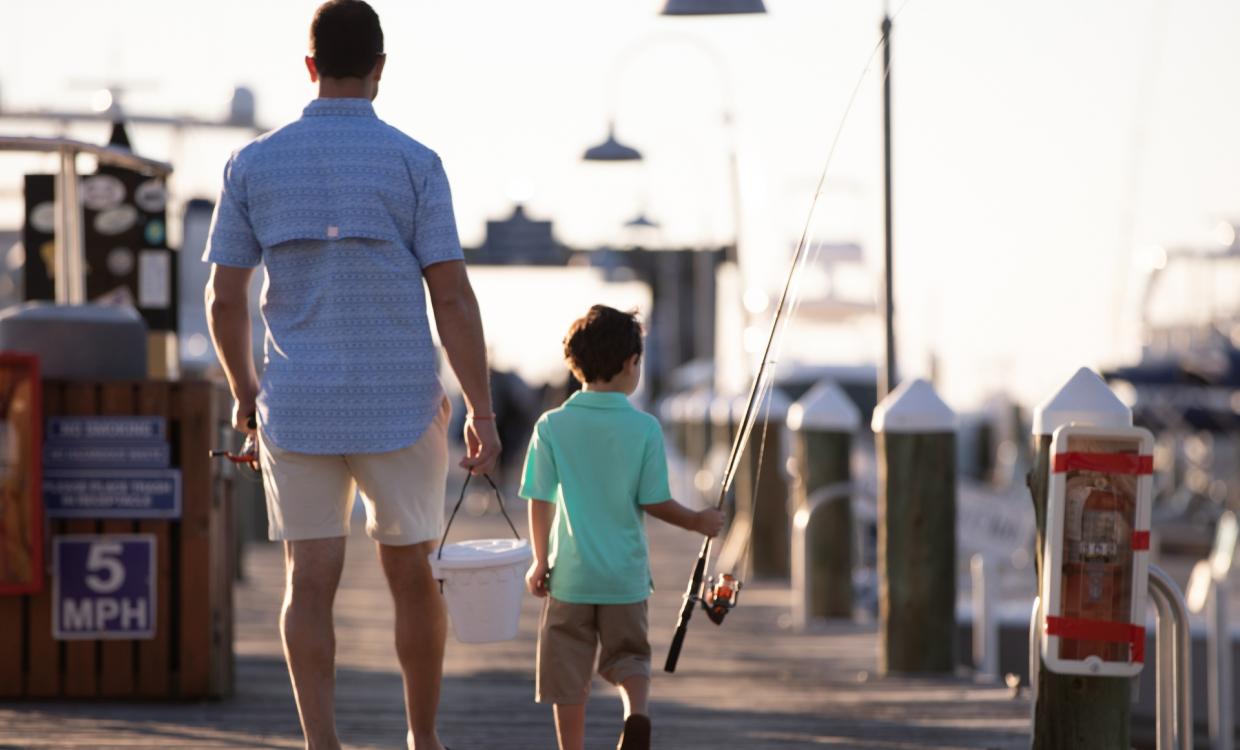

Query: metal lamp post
left=582, top=26, right=758, bottom=387
left=661, top=0, right=766, bottom=15
left=879, top=4, right=897, bottom=401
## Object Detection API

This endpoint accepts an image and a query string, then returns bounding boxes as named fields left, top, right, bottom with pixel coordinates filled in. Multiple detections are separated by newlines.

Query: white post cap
left=732, top=386, right=791, bottom=424
left=710, top=392, right=738, bottom=426
left=667, top=391, right=689, bottom=422
left=657, top=393, right=679, bottom=422
left=681, top=388, right=713, bottom=420
left=787, top=380, right=860, bottom=433
left=1032, top=367, right=1132, bottom=436
left=871, top=378, right=956, bottom=434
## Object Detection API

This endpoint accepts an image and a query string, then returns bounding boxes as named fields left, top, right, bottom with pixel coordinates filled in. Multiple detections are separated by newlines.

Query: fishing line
left=666, top=1, right=919, bottom=673
left=714, top=0, right=915, bottom=576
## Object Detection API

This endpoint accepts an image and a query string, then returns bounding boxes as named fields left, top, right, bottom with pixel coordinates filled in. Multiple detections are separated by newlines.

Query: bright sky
left=2, top=0, right=1238, bottom=409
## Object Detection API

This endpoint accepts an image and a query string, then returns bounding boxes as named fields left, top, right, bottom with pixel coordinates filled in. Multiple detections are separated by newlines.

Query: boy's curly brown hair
left=562, top=305, right=643, bottom=384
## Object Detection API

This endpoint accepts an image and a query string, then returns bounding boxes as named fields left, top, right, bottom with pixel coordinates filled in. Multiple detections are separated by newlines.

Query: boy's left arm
left=637, top=422, right=725, bottom=535
left=645, top=500, right=725, bottom=537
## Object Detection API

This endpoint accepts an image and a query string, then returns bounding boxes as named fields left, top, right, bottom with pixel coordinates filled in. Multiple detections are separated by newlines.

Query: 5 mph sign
left=53, top=535, right=156, bottom=640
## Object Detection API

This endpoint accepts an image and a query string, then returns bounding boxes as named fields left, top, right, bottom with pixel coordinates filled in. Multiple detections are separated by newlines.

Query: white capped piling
left=682, top=388, right=715, bottom=467
left=1029, top=367, right=1133, bottom=750
left=733, top=388, right=793, bottom=579
left=788, top=380, right=860, bottom=624
left=670, top=390, right=692, bottom=459
left=709, top=393, right=739, bottom=520
left=872, top=378, right=957, bottom=674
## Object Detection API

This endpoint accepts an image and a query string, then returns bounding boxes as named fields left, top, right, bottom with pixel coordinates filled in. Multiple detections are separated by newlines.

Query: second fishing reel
left=699, top=573, right=742, bottom=625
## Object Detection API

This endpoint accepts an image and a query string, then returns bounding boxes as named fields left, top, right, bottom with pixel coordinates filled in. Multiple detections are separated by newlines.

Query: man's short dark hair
left=310, top=0, right=384, bottom=79
left=563, top=305, right=643, bottom=384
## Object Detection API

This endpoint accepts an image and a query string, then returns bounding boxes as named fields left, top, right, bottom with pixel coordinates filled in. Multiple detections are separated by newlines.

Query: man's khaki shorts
left=257, top=398, right=451, bottom=546
left=536, top=597, right=651, bottom=705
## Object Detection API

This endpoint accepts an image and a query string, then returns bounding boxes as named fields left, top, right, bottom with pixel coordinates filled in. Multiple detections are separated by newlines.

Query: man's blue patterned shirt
left=203, top=98, right=463, bottom=454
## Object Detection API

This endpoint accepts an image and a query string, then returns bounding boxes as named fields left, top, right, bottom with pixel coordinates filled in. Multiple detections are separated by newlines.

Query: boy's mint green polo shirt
left=519, top=390, right=672, bottom=604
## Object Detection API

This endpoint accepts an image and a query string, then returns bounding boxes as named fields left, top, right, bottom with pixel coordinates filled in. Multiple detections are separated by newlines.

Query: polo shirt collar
left=566, top=390, right=632, bottom=410
left=303, top=98, right=377, bottom=118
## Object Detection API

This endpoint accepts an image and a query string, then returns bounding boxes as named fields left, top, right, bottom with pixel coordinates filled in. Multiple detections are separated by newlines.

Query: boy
left=520, top=305, right=726, bottom=750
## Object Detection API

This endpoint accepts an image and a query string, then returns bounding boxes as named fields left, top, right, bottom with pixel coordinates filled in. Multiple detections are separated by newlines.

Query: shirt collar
left=302, top=98, right=377, bottom=118
left=565, top=390, right=633, bottom=410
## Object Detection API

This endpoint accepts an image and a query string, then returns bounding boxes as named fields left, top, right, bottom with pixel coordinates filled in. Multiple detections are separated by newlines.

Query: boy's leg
left=596, top=601, right=653, bottom=750
left=281, top=537, right=347, bottom=750
left=538, top=600, right=598, bottom=750
left=618, top=675, right=649, bottom=718
left=377, top=540, right=447, bottom=750
left=553, top=703, right=587, bottom=750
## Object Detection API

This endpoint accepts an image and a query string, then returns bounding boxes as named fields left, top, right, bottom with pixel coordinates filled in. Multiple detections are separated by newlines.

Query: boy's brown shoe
left=618, top=714, right=651, bottom=750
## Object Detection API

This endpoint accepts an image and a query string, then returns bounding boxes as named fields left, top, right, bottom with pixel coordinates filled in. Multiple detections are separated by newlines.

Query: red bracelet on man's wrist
left=467, top=413, right=496, bottom=421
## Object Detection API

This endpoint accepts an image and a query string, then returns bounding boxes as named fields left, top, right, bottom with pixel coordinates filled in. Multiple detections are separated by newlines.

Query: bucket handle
left=436, top=472, right=522, bottom=564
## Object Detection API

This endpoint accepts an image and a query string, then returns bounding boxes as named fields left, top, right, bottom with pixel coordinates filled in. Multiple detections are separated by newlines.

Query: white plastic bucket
left=430, top=538, right=532, bottom=643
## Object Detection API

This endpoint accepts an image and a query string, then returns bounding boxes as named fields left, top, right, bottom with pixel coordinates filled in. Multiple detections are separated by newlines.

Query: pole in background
left=1188, top=510, right=1237, bottom=750
left=879, top=9, right=896, bottom=401
left=53, top=146, right=85, bottom=305
left=971, top=553, right=999, bottom=681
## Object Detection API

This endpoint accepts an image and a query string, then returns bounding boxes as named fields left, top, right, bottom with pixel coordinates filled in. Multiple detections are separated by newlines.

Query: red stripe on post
left=1052, top=452, right=1153, bottom=475
left=1132, top=530, right=1150, bottom=550
left=1045, top=615, right=1145, bottom=663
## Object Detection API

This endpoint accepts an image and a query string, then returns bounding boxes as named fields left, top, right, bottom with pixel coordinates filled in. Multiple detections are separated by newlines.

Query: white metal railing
left=1149, top=564, right=1194, bottom=750
left=1028, top=565, right=1193, bottom=750
left=0, top=136, right=172, bottom=305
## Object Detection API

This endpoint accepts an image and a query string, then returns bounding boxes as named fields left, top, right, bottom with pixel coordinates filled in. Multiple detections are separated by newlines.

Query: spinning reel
left=700, top=573, right=742, bottom=625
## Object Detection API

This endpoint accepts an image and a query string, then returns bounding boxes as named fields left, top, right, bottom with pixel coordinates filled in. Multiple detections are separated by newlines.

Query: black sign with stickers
left=22, top=168, right=178, bottom=332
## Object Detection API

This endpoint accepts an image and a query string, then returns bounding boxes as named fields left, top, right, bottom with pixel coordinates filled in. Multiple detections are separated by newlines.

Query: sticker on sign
left=53, top=534, right=156, bottom=640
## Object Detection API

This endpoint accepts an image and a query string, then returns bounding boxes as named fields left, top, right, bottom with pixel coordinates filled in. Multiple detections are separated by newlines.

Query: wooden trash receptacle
left=0, top=379, right=235, bottom=700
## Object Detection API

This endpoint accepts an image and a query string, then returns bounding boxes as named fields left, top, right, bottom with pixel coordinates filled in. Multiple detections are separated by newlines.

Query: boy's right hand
left=525, top=559, right=550, bottom=597
left=695, top=508, right=726, bottom=538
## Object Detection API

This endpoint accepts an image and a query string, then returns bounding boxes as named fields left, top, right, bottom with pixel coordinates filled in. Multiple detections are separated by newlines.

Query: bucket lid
left=431, top=538, right=531, bottom=572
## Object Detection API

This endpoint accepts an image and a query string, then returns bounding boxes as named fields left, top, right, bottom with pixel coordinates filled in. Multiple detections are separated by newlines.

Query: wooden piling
left=736, top=389, right=792, bottom=580
left=1030, top=368, right=1134, bottom=749
left=788, top=381, right=859, bottom=619
left=873, top=379, right=956, bottom=675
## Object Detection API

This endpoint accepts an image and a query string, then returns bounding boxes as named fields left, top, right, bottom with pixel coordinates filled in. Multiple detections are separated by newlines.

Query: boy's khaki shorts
left=536, top=597, right=651, bottom=705
left=257, top=398, right=450, bottom=545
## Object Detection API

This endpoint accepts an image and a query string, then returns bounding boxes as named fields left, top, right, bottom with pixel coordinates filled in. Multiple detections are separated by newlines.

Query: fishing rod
left=663, top=2, right=911, bottom=674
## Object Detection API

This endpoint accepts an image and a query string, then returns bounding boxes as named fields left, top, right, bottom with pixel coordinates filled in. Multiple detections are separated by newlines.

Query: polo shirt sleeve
left=637, top=422, right=672, bottom=506
left=412, top=155, right=465, bottom=269
left=203, top=154, right=262, bottom=268
left=520, top=417, right=559, bottom=503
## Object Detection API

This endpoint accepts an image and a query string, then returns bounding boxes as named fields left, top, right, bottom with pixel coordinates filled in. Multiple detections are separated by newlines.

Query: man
left=203, top=3, right=499, bottom=749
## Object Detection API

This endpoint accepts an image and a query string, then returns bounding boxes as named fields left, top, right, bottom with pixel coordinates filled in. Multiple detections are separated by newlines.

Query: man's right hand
left=460, top=416, right=501, bottom=476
